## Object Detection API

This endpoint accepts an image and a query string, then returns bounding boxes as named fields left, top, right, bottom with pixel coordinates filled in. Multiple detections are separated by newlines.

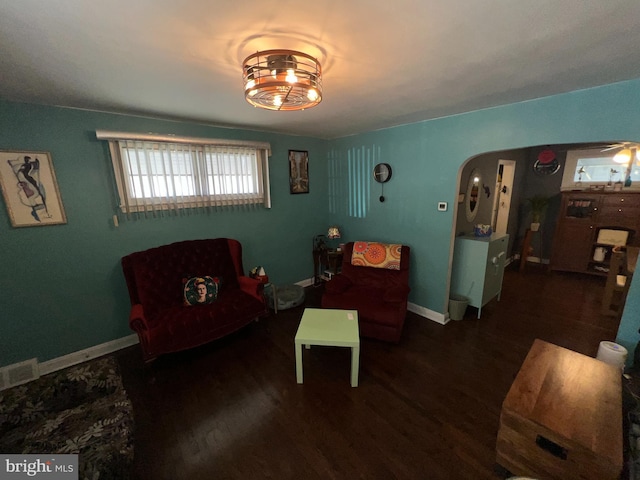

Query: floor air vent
left=0, top=358, right=39, bottom=391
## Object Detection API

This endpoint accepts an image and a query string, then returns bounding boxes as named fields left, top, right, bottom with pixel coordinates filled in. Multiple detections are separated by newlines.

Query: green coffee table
left=294, top=308, right=360, bottom=387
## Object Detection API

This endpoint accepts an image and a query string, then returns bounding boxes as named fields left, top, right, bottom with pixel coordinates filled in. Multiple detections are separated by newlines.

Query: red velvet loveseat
left=121, top=238, right=267, bottom=361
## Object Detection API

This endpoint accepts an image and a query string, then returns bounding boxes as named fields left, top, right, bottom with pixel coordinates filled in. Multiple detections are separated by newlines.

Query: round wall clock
left=533, top=159, right=560, bottom=176
left=373, top=163, right=392, bottom=183
left=533, top=149, right=560, bottom=176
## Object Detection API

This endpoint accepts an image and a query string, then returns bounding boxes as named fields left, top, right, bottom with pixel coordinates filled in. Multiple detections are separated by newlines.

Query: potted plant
left=527, top=195, right=550, bottom=231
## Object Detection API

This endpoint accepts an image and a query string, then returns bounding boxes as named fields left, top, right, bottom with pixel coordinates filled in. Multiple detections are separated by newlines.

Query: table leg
left=295, top=341, right=303, bottom=384
left=351, top=345, right=360, bottom=387
left=519, top=228, right=533, bottom=272
left=272, top=284, right=278, bottom=314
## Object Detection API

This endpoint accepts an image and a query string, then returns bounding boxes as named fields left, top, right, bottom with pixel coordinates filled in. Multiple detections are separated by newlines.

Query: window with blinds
left=97, top=131, right=271, bottom=214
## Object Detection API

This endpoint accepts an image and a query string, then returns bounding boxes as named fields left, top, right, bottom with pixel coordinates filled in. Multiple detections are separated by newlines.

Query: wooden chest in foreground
left=496, top=339, right=622, bottom=480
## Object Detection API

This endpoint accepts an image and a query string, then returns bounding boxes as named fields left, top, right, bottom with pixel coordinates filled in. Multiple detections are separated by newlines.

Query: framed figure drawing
left=289, top=150, right=309, bottom=194
left=0, top=150, right=67, bottom=227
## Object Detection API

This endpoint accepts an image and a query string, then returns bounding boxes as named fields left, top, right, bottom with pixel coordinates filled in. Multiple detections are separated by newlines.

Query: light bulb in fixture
left=307, top=89, right=318, bottom=101
left=273, top=95, right=283, bottom=107
left=614, top=148, right=632, bottom=164
left=285, top=69, right=297, bottom=83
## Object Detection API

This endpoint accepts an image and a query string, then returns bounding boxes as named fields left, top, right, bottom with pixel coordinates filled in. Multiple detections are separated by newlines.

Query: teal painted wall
left=0, top=100, right=328, bottom=365
left=618, top=274, right=640, bottom=365
left=2, top=77, right=640, bottom=367
left=328, top=79, right=640, bottom=324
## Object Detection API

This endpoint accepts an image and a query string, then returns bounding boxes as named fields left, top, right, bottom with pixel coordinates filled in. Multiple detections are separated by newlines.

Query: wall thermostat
left=437, top=202, right=448, bottom=211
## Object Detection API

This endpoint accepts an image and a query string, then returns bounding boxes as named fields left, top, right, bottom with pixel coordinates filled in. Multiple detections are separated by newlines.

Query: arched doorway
left=450, top=142, right=638, bottom=337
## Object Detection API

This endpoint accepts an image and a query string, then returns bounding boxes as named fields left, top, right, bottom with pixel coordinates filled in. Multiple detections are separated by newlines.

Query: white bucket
left=448, top=295, right=469, bottom=321
left=596, top=341, right=628, bottom=370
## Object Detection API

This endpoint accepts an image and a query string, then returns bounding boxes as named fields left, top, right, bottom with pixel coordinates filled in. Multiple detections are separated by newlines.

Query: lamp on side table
left=313, top=226, right=344, bottom=285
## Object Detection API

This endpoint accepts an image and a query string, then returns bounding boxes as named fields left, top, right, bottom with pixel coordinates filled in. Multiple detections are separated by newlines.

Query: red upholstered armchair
left=321, top=241, right=411, bottom=343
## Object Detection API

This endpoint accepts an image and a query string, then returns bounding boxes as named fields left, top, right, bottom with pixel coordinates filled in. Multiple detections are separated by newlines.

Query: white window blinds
left=97, top=131, right=271, bottom=215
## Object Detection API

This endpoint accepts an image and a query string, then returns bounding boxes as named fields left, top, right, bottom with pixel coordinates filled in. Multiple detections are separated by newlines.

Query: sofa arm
left=383, top=285, right=411, bottom=303
left=128, top=303, right=150, bottom=332
left=238, top=276, right=265, bottom=303
left=324, top=274, right=353, bottom=294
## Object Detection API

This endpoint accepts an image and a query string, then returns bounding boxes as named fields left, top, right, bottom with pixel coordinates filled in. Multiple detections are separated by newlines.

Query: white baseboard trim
left=39, top=334, right=139, bottom=376
left=20, top=289, right=446, bottom=379
left=513, top=254, right=550, bottom=265
left=38, top=278, right=309, bottom=377
left=297, top=278, right=314, bottom=287
left=522, top=256, right=550, bottom=265
left=408, top=302, right=450, bottom=325
left=298, top=277, right=449, bottom=325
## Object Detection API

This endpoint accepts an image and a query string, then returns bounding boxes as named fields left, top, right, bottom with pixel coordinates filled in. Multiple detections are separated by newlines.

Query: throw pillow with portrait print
left=183, top=276, right=220, bottom=306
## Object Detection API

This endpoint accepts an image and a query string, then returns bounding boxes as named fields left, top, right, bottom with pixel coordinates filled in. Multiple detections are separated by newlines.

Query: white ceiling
left=2, top=0, right=640, bottom=139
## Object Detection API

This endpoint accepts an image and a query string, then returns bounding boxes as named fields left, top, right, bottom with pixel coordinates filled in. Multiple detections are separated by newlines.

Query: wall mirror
left=465, top=169, right=481, bottom=222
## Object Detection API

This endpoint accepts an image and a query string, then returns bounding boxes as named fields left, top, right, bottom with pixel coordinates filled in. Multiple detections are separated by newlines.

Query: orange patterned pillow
left=351, top=241, right=402, bottom=270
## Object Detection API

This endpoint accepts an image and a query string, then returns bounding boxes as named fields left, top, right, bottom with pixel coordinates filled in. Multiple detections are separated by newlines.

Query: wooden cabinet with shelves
left=551, top=192, right=640, bottom=275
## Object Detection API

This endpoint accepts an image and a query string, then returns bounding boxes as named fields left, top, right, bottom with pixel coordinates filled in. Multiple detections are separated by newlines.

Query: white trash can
left=596, top=341, right=627, bottom=370
left=448, top=295, right=469, bottom=321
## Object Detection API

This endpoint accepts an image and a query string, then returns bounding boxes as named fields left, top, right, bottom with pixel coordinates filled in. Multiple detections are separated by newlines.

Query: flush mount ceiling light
left=242, top=49, right=322, bottom=111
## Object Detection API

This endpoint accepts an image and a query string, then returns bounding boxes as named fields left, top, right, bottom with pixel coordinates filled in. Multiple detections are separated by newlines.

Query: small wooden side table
left=326, top=250, right=343, bottom=275
left=313, top=249, right=343, bottom=284
left=254, top=275, right=278, bottom=314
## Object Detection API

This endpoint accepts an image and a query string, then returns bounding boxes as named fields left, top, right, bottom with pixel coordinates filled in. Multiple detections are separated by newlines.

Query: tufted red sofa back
left=122, top=238, right=242, bottom=318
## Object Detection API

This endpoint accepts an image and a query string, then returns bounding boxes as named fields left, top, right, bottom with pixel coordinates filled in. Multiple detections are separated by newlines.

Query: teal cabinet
left=450, top=233, right=509, bottom=318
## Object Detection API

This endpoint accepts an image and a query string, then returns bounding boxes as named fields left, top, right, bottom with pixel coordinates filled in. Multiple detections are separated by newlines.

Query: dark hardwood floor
left=115, top=264, right=623, bottom=479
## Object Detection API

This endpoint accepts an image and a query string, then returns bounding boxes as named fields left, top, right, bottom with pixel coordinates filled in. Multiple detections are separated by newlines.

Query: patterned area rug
left=0, top=356, right=134, bottom=479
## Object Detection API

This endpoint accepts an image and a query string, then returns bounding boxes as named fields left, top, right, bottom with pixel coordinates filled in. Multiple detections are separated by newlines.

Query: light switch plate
left=438, top=202, right=448, bottom=211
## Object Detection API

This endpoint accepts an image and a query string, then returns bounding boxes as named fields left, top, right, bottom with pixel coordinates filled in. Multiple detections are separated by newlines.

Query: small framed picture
left=0, top=150, right=67, bottom=227
left=289, top=150, right=309, bottom=194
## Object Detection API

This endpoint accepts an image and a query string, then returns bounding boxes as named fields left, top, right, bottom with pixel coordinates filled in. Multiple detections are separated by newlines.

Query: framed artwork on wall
left=0, top=150, right=67, bottom=227
left=289, top=150, right=309, bottom=194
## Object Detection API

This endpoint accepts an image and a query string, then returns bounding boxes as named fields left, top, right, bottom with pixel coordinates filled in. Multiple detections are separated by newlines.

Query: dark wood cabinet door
left=550, top=222, right=595, bottom=272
